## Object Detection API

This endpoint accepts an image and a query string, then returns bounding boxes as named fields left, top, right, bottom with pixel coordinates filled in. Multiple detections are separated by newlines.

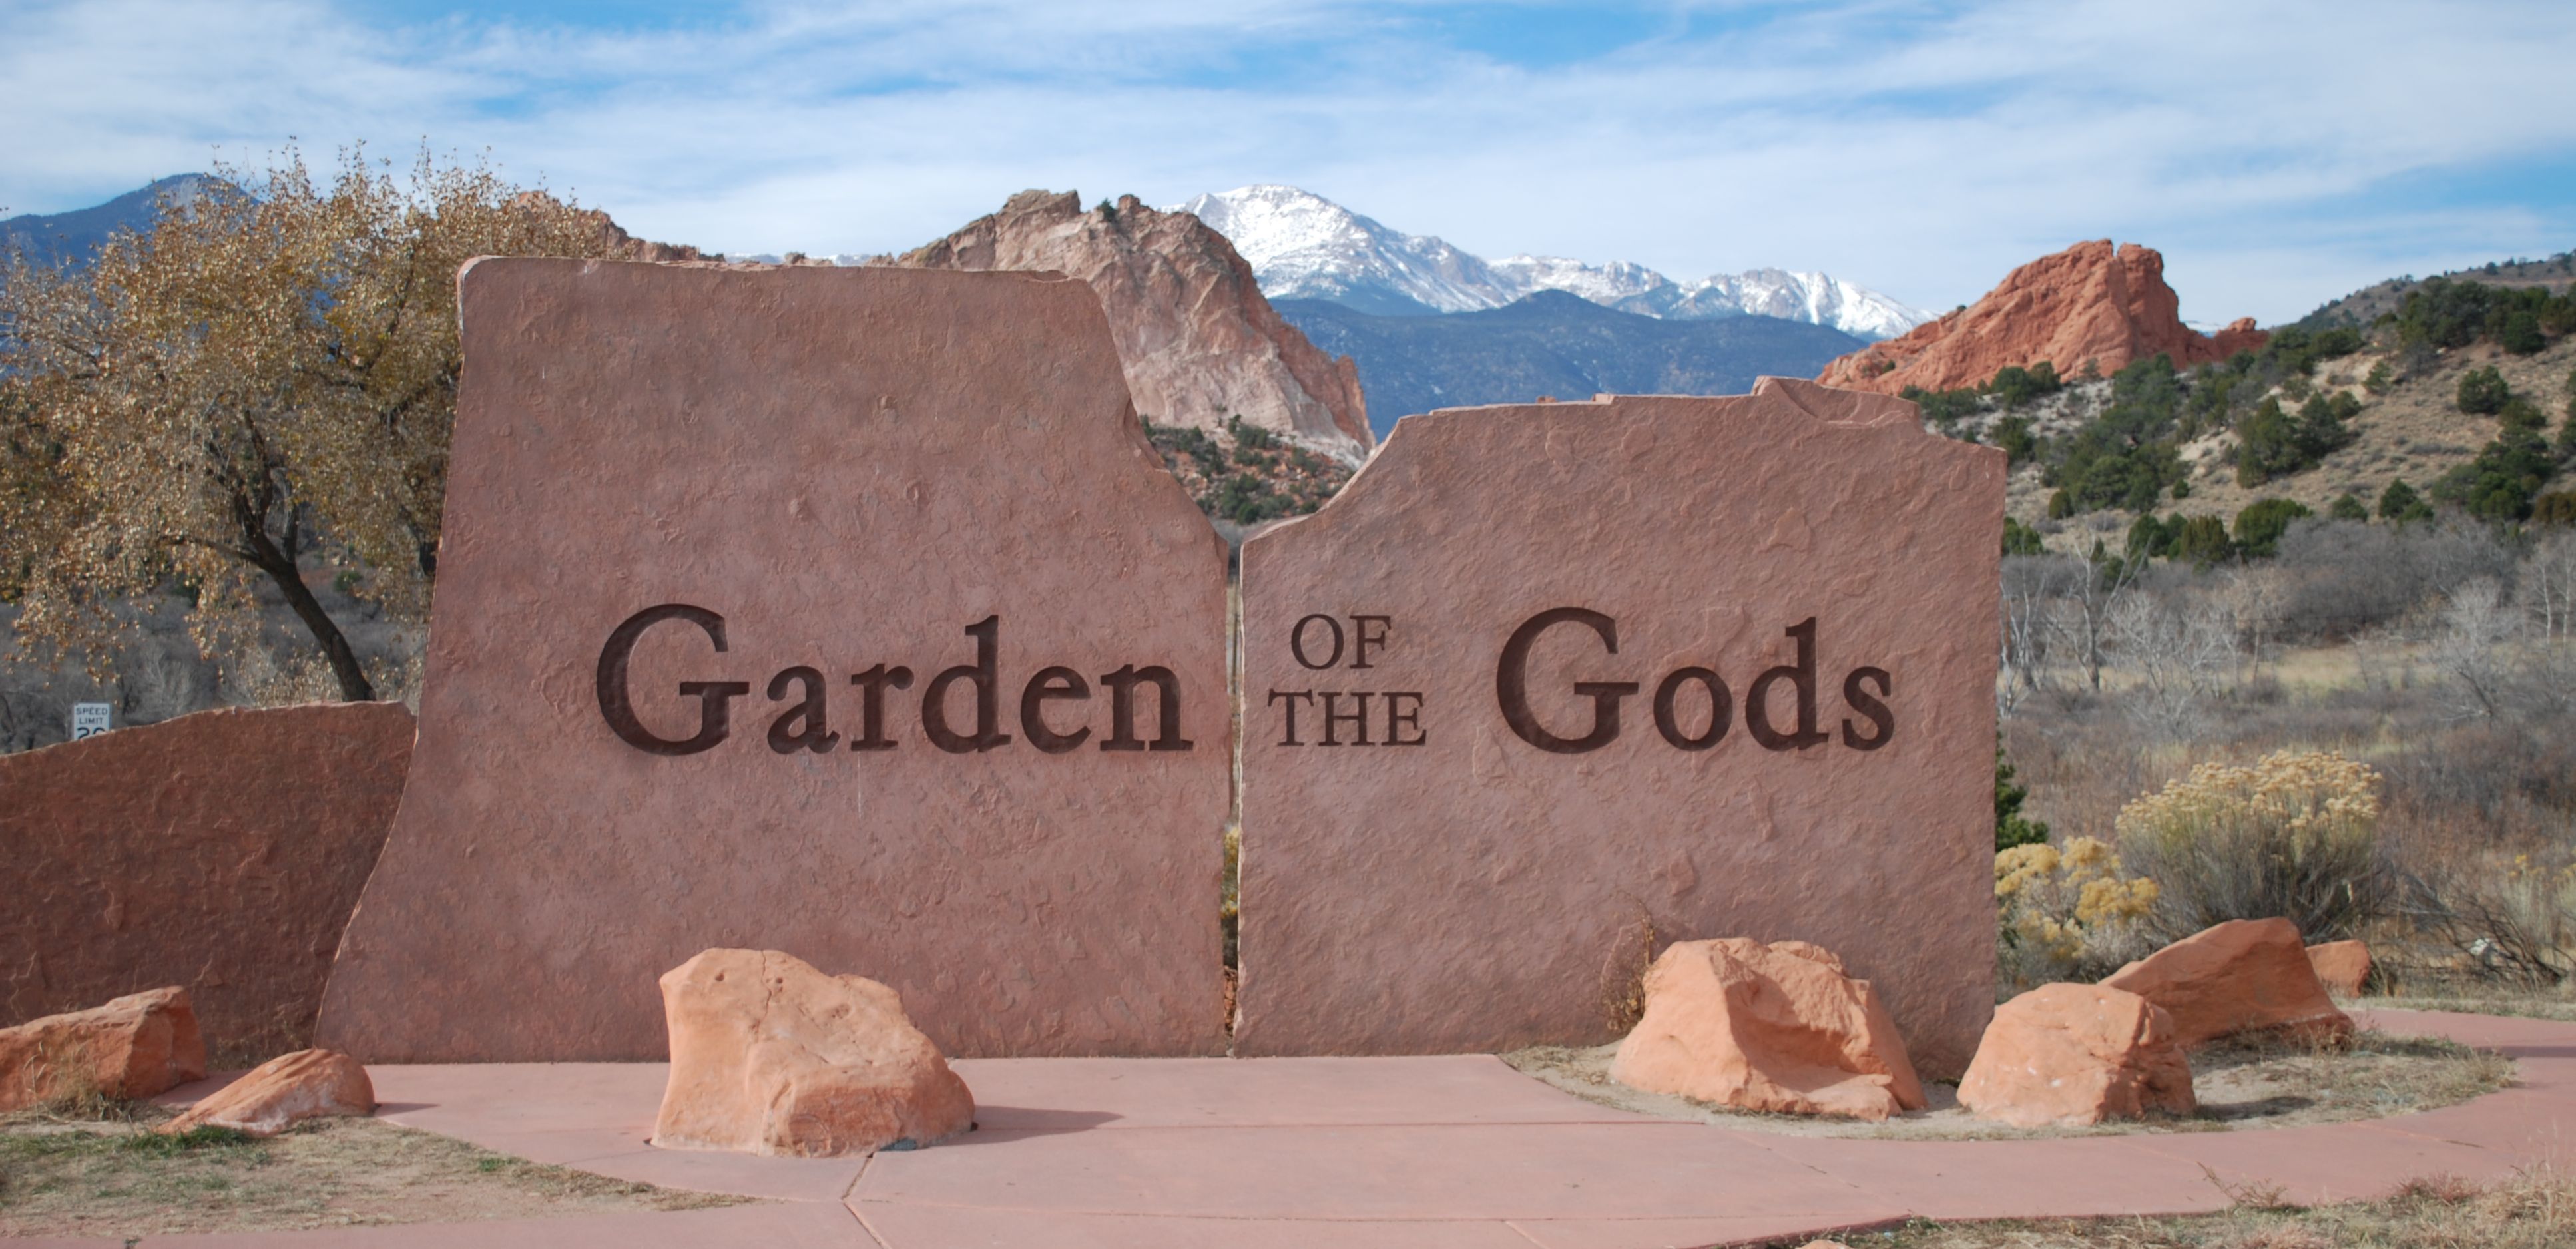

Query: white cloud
left=4, top=0, right=2572, bottom=322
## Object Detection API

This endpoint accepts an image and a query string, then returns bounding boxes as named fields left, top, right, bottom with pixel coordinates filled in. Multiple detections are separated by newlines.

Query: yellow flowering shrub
left=2115, top=750, right=2384, bottom=941
left=1995, top=836, right=2159, bottom=987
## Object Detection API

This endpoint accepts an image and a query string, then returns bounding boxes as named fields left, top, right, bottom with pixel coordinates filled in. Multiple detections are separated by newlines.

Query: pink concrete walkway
left=67, top=1009, right=2576, bottom=1248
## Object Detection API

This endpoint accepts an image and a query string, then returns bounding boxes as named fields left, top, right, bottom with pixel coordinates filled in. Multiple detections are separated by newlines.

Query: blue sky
left=5, top=0, right=2573, bottom=323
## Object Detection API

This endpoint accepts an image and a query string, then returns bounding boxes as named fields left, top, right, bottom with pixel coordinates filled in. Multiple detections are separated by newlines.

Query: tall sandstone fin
left=879, top=190, right=1371, bottom=461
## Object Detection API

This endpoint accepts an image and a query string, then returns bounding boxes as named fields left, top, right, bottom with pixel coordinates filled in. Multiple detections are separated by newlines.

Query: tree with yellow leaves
left=1, top=148, right=642, bottom=701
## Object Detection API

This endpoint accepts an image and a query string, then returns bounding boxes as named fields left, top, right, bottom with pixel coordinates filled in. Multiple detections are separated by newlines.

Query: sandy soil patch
left=0, top=1103, right=754, bottom=1239
left=1501, top=1027, right=2509, bottom=1140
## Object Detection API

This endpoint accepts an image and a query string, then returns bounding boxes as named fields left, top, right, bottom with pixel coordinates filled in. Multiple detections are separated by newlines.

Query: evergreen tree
left=2234, top=497, right=2314, bottom=557
left=2173, top=515, right=2234, bottom=567
left=2002, top=516, right=2047, bottom=557
left=2379, top=478, right=2433, bottom=522
left=1996, top=742, right=2049, bottom=852
left=2458, top=366, right=2511, bottom=415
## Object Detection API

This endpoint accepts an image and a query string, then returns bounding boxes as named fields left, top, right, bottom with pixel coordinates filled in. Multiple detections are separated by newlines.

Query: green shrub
left=2458, top=366, right=2511, bottom=415
left=2234, top=497, right=2314, bottom=557
left=2002, top=516, right=2047, bottom=556
left=2503, top=310, right=2547, bottom=355
left=1900, top=383, right=1983, bottom=427
left=2394, top=277, right=2576, bottom=350
left=2364, top=359, right=2394, bottom=394
left=2536, top=492, right=2576, bottom=527
left=1996, top=742, right=2049, bottom=852
left=2047, top=489, right=2073, bottom=519
left=2126, top=512, right=2177, bottom=561
left=1987, top=361, right=2062, bottom=409
left=2172, top=514, right=2234, bottom=566
left=1990, top=415, right=2037, bottom=464
left=2379, top=478, right=2433, bottom=522
left=2043, top=354, right=2187, bottom=513
left=2330, top=492, right=2369, bottom=521
left=2433, top=401, right=2557, bottom=521
left=2237, top=391, right=2358, bottom=486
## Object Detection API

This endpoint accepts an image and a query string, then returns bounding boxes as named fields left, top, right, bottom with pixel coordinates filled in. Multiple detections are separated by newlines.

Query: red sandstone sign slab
left=318, top=260, right=1229, bottom=1061
left=1, top=703, right=413, bottom=1065
left=1234, top=379, right=2002, bottom=1075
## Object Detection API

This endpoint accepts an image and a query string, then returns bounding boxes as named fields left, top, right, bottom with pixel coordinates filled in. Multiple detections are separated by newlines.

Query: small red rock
left=159, top=1048, right=374, bottom=1136
left=1609, top=937, right=1926, bottom=1121
left=1957, top=983, right=2195, bottom=1128
left=2306, top=940, right=2372, bottom=997
left=0, top=987, right=206, bottom=1110
left=652, top=949, right=975, bottom=1157
left=2103, top=918, right=2353, bottom=1047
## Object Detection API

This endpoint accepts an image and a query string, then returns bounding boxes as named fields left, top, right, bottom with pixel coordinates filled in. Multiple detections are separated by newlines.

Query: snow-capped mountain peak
left=1174, top=185, right=1509, bottom=318
left=1171, top=185, right=1930, bottom=340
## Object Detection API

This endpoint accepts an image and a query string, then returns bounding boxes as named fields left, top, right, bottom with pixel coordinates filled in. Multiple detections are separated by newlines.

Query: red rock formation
left=1610, top=937, right=1926, bottom=1121
left=652, top=949, right=975, bottom=1157
left=160, top=1048, right=374, bottom=1137
left=880, top=190, right=1370, bottom=461
left=1957, top=983, right=2194, bottom=1128
left=1816, top=241, right=2270, bottom=395
left=0, top=987, right=205, bottom=1109
left=2102, top=918, right=2353, bottom=1047
left=0, top=703, right=415, bottom=1065
left=2306, top=939, right=2372, bottom=997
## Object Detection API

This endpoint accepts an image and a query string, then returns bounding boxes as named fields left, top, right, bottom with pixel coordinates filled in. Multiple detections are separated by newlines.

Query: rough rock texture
left=1609, top=938, right=1926, bottom=1121
left=0, top=987, right=205, bottom=1109
left=1816, top=240, right=2270, bottom=395
left=882, top=190, right=1371, bottom=461
left=318, top=262, right=1230, bottom=1061
left=2307, top=939, right=2372, bottom=997
left=652, top=949, right=974, bottom=1157
left=158, top=1048, right=374, bottom=1137
left=1235, top=377, right=2003, bottom=1074
left=2102, top=918, right=2354, bottom=1048
left=1956, top=983, right=2194, bottom=1128
left=0, top=703, right=414, bottom=1062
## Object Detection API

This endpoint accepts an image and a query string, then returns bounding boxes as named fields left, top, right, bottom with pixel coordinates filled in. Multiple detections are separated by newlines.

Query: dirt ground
left=0, top=1104, right=753, bottom=1239
left=1501, top=1028, right=2509, bottom=1140
left=1782, top=1169, right=2576, bottom=1248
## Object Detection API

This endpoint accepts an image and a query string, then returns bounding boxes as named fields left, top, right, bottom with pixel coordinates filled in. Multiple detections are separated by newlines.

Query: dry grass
left=1783, top=1166, right=2576, bottom=1247
left=2189, top=1029, right=2511, bottom=1124
left=0, top=1103, right=752, bottom=1239
left=1499, top=1029, right=2503, bottom=1141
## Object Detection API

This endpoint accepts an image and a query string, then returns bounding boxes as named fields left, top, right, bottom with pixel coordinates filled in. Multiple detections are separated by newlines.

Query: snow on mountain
left=1171, top=185, right=1931, bottom=341
left=1173, top=184, right=1508, bottom=317
left=1486, top=254, right=1672, bottom=306
left=1671, top=268, right=1929, bottom=342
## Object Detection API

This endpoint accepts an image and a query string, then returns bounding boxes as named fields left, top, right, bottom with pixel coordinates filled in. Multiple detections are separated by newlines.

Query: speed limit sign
left=71, top=703, right=111, bottom=740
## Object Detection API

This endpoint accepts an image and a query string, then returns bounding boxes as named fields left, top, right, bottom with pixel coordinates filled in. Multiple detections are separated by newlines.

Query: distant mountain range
left=1276, top=290, right=1864, bottom=437
left=1172, top=184, right=1930, bottom=340
left=1, top=174, right=223, bottom=268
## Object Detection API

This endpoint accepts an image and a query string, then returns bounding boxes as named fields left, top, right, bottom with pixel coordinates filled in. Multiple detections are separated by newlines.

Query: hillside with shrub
left=1929, top=275, right=2576, bottom=561
left=2294, top=248, right=2576, bottom=331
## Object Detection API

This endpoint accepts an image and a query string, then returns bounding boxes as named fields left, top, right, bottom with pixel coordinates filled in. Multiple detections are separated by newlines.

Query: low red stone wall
left=0, top=702, right=413, bottom=1064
